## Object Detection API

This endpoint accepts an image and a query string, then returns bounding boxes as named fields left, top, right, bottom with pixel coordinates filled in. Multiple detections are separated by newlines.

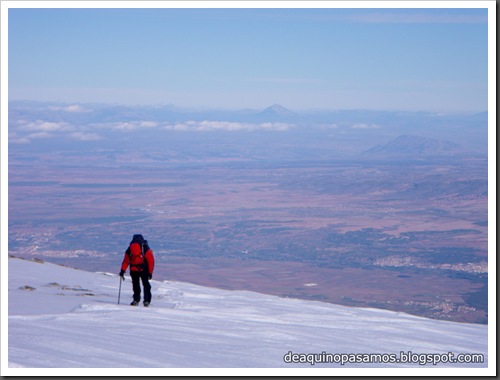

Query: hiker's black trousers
left=130, top=271, right=152, bottom=303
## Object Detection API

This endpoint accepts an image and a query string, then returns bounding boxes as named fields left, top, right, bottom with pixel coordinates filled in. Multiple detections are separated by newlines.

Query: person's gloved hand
left=148, top=274, right=152, bottom=280
left=119, top=270, right=125, bottom=279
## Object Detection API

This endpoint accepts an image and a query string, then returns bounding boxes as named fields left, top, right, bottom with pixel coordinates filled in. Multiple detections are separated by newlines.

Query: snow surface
left=4, top=257, right=492, bottom=376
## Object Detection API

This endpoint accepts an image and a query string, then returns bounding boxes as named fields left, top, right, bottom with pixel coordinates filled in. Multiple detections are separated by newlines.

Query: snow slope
left=4, top=257, right=492, bottom=376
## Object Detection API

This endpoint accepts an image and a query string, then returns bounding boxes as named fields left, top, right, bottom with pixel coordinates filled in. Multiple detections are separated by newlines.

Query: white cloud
left=351, top=123, right=381, bottom=129
left=259, top=122, right=291, bottom=131
left=28, top=132, right=53, bottom=139
left=8, top=132, right=31, bottom=144
left=65, top=105, right=86, bottom=112
left=23, top=120, right=73, bottom=132
left=70, top=132, right=102, bottom=141
left=12, top=119, right=104, bottom=141
left=10, top=137, right=32, bottom=144
left=139, top=121, right=159, bottom=128
left=163, top=121, right=293, bottom=132
left=112, top=122, right=136, bottom=131
left=48, top=104, right=88, bottom=113
left=112, top=121, right=159, bottom=130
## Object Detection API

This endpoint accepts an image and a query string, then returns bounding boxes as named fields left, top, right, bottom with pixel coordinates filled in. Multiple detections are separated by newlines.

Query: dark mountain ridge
left=363, top=134, right=465, bottom=157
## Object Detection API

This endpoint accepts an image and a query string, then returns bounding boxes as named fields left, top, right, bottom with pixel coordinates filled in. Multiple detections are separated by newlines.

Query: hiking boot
left=143, top=301, right=150, bottom=307
left=130, top=300, right=139, bottom=306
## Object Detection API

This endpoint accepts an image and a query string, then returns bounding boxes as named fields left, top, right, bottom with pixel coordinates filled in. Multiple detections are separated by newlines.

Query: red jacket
left=121, top=243, right=155, bottom=274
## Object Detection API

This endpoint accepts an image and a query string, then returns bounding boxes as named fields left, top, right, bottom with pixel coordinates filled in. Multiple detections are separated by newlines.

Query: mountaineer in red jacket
left=119, top=234, right=155, bottom=307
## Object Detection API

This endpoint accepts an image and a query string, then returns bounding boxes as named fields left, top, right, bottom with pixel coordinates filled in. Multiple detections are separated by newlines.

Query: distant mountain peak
left=261, top=104, right=296, bottom=116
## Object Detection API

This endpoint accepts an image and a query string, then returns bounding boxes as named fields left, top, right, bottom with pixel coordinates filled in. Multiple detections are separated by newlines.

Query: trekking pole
left=118, top=275, right=123, bottom=305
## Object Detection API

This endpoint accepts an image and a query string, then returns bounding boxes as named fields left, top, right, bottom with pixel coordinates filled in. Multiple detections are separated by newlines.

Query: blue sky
left=7, top=5, right=489, bottom=112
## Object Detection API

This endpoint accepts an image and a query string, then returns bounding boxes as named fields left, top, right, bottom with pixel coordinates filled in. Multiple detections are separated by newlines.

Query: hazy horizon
left=8, top=99, right=489, bottom=115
